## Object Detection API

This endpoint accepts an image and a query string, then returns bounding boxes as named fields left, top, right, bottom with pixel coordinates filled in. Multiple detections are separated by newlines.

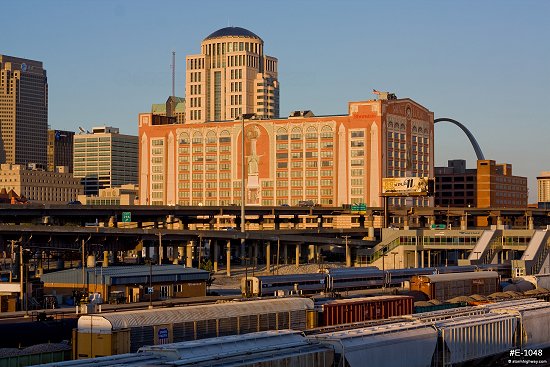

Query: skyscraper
left=0, top=55, right=48, bottom=165
left=185, top=27, right=279, bottom=123
left=48, top=129, right=75, bottom=172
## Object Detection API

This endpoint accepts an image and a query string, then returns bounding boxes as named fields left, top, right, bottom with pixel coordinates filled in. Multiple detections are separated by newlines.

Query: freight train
left=241, top=264, right=509, bottom=297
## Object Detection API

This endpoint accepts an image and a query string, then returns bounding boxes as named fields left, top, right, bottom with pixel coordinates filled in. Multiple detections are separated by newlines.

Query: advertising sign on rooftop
left=382, top=177, right=432, bottom=197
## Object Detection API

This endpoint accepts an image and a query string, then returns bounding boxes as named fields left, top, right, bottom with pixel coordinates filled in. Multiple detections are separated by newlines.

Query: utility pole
left=82, top=239, right=86, bottom=292
left=19, top=245, right=23, bottom=312
left=148, top=260, right=153, bottom=309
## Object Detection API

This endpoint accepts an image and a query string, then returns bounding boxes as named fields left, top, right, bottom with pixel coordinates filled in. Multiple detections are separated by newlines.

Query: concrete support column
left=166, top=215, right=174, bottom=229
left=162, top=245, right=168, bottom=264
left=177, top=246, right=185, bottom=264
left=254, top=242, right=259, bottom=270
left=497, top=216, right=503, bottom=227
left=240, top=241, right=246, bottom=265
left=427, top=250, right=431, bottom=268
left=283, top=244, right=288, bottom=265
left=414, top=250, right=418, bottom=268
left=366, top=216, right=375, bottom=239
left=346, top=243, right=351, bottom=267
left=103, top=251, right=109, bottom=267
left=528, top=216, right=534, bottom=230
left=186, top=241, right=193, bottom=268
left=461, top=215, right=467, bottom=230
left=421, top=250, right=425, bottom=268
left=308, top=245, right=316, bottom=262
left=295, top=244, right=300, bottom=266
left=213, top=242, right=219, bottom=273
left=152, top=244, right=159, bottom=264
left=226, top=240, right=231, bottom=276
left=265, top=242, right=271, bottom=272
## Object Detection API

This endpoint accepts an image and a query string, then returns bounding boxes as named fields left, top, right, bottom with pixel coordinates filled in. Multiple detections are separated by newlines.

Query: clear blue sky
left=2, top=0, right=549, bottom=202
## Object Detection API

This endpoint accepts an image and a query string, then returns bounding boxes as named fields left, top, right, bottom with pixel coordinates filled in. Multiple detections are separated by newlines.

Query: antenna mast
left=171, top=51, right=176, bottom=97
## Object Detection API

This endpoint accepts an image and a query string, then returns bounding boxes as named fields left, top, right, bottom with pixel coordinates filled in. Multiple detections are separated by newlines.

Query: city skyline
left=2, top=0, right=549, bottom=201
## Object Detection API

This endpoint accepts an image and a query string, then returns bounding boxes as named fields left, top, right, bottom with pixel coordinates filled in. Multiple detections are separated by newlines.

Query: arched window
left=192, top=131, right=203, bottom=144
left=320, top=125, right=334, bottom=139
left=291, top=127, right=302, bottom=140
left=305, top=126, right=317, bottom=139
left=276, top=127, right=288, bottom=141
left=178, top=132, right=190, bottom=145
left=219, top=130, right=231, bottom=143
left=206, top=130, right=216, bottom=144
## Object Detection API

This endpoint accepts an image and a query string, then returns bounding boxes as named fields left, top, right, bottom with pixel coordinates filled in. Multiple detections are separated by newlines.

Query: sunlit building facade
left=139, top=94, right=434, bottom=207
left=435, top=159, right=528, bottom=208
left=185, top=27, right=279, bottom=123
left=537, top=171, right=550, bottom=209
left=0, top=55, right=48, bottom=166
left=73, top=126, right=138, bottom=195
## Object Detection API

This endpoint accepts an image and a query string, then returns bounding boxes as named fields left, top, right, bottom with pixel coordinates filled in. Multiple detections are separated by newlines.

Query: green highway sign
left=122, top=212, right=132, bottom=222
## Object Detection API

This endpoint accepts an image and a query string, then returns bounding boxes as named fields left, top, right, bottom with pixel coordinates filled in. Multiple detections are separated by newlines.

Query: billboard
left=382, top=177, right=432, bottom=197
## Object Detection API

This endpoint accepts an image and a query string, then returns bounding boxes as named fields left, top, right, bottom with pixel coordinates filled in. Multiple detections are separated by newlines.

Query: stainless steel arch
left=434, top=118, right=485, bottom=160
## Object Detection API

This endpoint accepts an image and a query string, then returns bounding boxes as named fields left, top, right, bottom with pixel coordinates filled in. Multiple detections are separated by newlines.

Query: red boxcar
left=316, top=295, right=413, bottom=327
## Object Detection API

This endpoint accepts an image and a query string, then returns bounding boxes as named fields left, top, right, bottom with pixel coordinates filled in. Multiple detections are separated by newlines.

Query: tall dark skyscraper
left=47, top=129, right=75, bottom=172
left=0, top=55, right=48, bottom=166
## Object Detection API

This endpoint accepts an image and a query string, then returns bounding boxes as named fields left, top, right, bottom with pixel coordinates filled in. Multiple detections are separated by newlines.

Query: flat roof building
left=40, top=264, right=210, bottom=305
left=0, top=55, right=48, bottom=166
left=139, top=93, right=434, bottom=207
left=77, top=184, right=138, bottom=205
left=435, top=159, right=528, bottom=208
left=537, top=171, right=550, bottom=209
left=73, top=126, right=138, bottom=195
left=0, top=163, right=82, bottom=204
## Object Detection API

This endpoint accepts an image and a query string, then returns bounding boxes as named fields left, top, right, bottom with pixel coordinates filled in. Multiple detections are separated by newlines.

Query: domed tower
left=185, top=27, right=279, bottom=122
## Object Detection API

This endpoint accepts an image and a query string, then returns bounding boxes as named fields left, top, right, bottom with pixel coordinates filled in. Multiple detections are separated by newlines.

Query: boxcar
left=75, top=297, right=314, bottom=359
left=315, top=295, right=413, bottom=327
left=410, top=271, right=500, bottom=301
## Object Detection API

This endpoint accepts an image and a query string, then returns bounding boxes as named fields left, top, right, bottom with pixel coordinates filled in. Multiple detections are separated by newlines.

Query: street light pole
left=239, top=113, right=255, bottom=266
left=148, top=260, right=153, bottom=309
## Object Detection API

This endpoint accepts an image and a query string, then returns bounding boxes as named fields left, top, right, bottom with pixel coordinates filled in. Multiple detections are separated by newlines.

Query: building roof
left=40, top=265, right=210, bottom=286
left=204, top=26, right=262, bottom=41
left=78, top=297, right=314, bottom=332
left=417, top=271, right=499, bottom=283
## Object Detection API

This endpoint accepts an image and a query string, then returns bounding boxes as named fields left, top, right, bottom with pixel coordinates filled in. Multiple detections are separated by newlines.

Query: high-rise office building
left=48, top=129, right=75, bottom=172
left=0, top=55, right=48, bottom=166
left=139, top=93, right=434, bottom=207
left=185, top=27, right=279, bottom=123
left=73, top=126, right=138, bottom=195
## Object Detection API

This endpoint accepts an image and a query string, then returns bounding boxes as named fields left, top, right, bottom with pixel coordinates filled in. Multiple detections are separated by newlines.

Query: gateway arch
left=434, top=118, right=485, bottom=160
